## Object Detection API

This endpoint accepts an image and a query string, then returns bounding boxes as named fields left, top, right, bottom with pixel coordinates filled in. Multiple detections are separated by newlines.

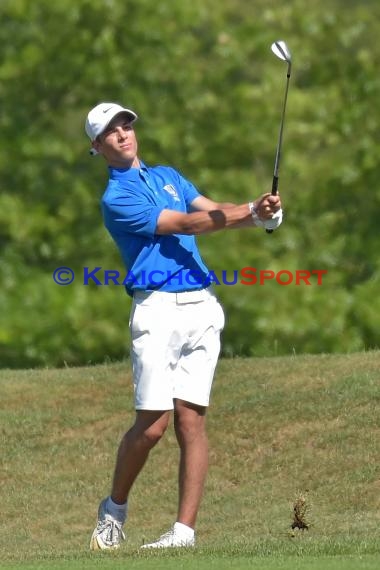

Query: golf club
left=266, top=40, right=292, bottom=234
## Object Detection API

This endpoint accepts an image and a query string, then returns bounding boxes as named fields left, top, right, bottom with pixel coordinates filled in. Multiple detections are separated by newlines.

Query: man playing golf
left=85, top=102, right=282, bottom=550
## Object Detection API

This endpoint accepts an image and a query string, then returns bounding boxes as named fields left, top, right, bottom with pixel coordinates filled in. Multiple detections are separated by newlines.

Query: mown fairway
left=1, top=352, right=379, bottom=569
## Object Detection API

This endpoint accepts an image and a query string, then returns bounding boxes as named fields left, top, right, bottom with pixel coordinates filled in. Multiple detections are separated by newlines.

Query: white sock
left=173, top=521, right=195, bottom=539
left=106, top=496, right=128, bottom=524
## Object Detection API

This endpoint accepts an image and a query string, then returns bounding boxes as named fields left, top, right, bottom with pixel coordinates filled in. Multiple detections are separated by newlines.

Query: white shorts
left=129, top=288, right=225, bottom=410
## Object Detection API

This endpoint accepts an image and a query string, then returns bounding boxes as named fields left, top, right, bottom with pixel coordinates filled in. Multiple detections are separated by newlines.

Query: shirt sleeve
left=101, top=191, right=162, bottom=238
left=172, top=168, right=202, bottom=210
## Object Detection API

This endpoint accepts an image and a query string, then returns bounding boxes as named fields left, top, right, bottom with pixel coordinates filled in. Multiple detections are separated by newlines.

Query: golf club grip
left=266, top=176, right=279, bottom=234
left=271, top=175, right=279, bottom=196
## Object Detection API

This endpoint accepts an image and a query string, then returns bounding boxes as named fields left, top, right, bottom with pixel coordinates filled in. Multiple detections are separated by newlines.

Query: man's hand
left=253, top=193, right=281, bottom=220
left=249, top=193, right=282, bottom=228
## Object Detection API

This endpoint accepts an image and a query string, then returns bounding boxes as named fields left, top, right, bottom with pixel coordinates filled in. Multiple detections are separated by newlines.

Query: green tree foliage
left=1, top=0, right=379, bottom=367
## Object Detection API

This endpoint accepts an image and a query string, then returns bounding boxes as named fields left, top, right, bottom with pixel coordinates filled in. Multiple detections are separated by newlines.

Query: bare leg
left=111, top=410, right=170, bottom=504
left=174, top=399, right=208, bottom=529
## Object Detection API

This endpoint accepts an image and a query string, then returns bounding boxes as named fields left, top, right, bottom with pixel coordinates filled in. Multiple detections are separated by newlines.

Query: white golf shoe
left=90, top=498, right=126, bottom=551
left=141, top=523, right=195, bottom=549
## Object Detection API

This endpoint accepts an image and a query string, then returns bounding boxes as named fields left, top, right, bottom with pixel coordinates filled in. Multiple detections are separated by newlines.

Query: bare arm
left=190, top=195, right=237, bottom=211
left=155, top=193, right=281, bottom=236
left=156, top=204, right=252, bottom=235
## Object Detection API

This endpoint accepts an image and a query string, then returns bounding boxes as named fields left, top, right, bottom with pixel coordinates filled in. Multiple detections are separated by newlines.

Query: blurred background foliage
left=1, top=0, right=380, bottom=367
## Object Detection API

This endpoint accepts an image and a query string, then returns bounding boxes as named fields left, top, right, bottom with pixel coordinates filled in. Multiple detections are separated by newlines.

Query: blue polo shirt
left=101, top=161, right=210, bottom=295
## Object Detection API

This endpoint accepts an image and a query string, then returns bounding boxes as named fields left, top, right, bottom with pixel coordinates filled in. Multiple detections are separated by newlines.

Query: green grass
left=1, top=352, right=379, bottom=569
left=1, top=552, right=380, bottom=570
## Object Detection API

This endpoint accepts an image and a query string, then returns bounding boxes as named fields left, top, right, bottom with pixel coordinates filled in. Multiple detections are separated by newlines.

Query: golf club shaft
left=266, top=67, right=290, bottom=234
left=272, top=71, right=290, bottom=193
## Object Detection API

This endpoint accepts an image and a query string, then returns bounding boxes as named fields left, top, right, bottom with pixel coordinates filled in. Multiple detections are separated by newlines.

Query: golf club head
left=271, top=40, right=291, bottom=63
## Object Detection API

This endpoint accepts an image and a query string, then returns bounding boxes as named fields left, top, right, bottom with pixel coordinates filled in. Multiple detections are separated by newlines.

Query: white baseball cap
left=85, top=102, right=138, bottom=142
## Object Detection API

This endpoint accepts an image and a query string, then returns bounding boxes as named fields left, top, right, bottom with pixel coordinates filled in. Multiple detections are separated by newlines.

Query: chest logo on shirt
left=163, top=184, right=180, bottom=202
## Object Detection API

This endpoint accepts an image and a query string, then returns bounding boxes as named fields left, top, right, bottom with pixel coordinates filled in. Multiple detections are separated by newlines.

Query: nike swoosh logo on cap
left=103, top=107, right=113, bottom=113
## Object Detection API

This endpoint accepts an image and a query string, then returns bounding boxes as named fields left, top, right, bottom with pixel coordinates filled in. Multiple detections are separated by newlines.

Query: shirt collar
left=108, top=160, right=148, bottom=181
